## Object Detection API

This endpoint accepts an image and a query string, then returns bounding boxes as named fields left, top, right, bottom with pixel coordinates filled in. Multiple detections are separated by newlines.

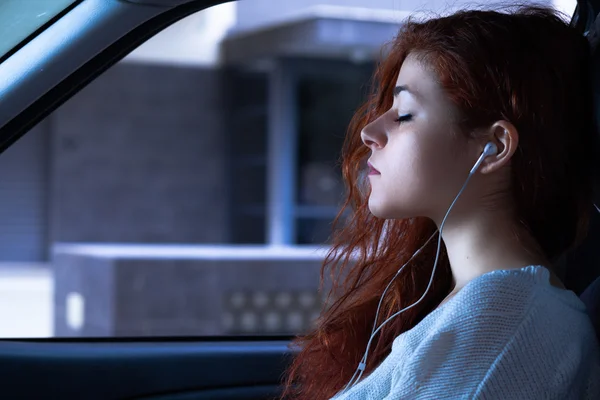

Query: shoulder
left=396, top=265, right=593, bottom=367
left=441, top=265, right=587, bottom=319
left=424, top=266, right=552, bottom=335
left=431, top=265, right=592, bottom=346
left=393, top=265, right=595, bottom=356
left=390, top=266, right=600, bottom=398
left=395, top=268, right=541, bottom=380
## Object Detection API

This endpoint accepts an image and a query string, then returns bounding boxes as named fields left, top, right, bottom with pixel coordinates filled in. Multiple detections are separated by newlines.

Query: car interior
left=0, top=0, right=597, bottom=399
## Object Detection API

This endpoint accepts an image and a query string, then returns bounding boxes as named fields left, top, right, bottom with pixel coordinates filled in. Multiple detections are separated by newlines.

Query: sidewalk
left=0, top=263, right=53, bottom=338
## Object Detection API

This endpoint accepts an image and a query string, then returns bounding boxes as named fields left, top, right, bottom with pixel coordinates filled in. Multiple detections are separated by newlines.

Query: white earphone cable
left=342, top=143, right=497, bottom=393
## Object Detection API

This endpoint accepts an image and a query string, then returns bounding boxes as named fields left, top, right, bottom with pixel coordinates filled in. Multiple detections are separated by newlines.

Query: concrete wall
left=49, top=62, right=231, bottom=244
left=0, top=121, right=50, bottom=261
left=53, top=245, right=328, bottom=337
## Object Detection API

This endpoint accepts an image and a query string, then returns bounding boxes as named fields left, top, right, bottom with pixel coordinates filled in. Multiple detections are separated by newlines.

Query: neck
left=437, top=207, right=550, bottom=292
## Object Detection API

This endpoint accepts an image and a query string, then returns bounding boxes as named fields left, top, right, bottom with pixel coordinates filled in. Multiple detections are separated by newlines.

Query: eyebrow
left=393, top=85, right=412, bottom=97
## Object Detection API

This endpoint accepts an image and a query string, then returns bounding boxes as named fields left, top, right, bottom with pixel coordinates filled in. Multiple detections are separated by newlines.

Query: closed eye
left=395, top=114, right=412, bottom=123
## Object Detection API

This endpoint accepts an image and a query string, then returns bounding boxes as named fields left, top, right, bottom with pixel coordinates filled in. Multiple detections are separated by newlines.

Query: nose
left=361, top=117, right=387, bottom=150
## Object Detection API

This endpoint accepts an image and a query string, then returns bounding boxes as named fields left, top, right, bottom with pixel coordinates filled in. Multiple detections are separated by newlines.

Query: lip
left=367, top=161, right=380, bottom=175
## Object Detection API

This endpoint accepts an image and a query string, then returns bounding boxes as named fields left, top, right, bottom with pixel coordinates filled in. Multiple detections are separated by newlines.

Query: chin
left=368, top=207, right=388, bottom=219
left=368, top=198, right=397, bottom=219
left=368, top=197, right=418, bottom=220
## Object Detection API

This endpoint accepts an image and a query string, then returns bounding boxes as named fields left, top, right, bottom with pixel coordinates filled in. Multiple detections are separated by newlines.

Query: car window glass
left=0, top=0, right=577, bottom=338
left=0, top=0, right=77, bottom=59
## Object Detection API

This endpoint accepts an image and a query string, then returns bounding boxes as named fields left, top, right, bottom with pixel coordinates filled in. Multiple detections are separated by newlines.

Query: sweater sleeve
left=383, top=288, right=599, bottom=400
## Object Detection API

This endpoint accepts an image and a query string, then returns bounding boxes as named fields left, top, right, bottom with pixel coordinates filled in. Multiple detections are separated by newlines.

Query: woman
left=280, top=4, right=600, bottom=400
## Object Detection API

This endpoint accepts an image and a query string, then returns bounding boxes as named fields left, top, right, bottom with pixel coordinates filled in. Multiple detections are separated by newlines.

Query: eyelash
left=395, top=114, right=412, bottom=124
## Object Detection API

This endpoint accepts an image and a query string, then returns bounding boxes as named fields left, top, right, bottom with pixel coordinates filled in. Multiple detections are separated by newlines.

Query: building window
left=295, top=71, right=370, bottom=244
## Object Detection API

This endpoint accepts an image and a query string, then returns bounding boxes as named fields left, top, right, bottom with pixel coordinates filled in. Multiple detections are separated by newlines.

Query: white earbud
left=483, top=142, right=498, bottom=157
left=470, top=142, right=498, bottom=174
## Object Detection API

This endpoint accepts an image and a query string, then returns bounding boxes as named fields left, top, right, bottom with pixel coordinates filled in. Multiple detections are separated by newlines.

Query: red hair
left=281, top=5, right=598, bottom=399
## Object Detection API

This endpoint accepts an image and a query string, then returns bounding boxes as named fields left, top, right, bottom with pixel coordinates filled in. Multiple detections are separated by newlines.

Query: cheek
left=410, top=139, right=467, bottom=199
left=367, top=143, right=429, bottom=217
left=368, top=137, right=463, bottom=218
left=389, top=135, right=450, bottom=189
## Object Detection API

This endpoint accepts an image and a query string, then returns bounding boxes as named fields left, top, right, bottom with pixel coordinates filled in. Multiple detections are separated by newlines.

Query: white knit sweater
left=330, top=265, right=600, bottom=399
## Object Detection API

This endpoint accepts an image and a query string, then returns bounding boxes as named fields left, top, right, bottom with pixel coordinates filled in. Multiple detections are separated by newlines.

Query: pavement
left=0, top=264, right=53, bottom=338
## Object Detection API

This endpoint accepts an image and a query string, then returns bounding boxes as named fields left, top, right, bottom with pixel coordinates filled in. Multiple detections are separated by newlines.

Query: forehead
left=395, top=56, right=443, bottom=101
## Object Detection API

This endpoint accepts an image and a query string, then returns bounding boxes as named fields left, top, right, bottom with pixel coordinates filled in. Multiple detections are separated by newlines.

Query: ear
left=478, top=120, right=519, bottom=174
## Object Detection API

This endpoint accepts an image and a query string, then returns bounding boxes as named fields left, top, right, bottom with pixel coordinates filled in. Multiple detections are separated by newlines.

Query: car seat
left=581, top=276, right=600, bottom=342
